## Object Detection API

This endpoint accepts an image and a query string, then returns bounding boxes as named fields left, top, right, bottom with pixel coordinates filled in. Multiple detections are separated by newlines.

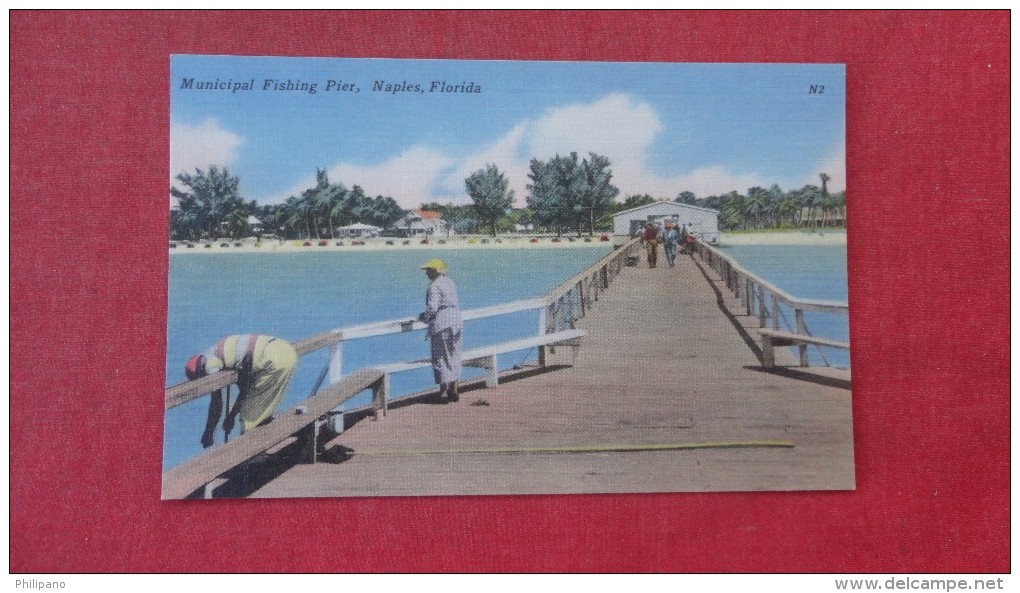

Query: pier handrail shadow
left=161, top=369, right=384, bottom=499
left=691, top=241, right=850, bottom=370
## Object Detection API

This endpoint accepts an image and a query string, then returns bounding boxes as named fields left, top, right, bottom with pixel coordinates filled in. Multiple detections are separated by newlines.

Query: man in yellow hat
left=418, top=258, right=463, bottom=402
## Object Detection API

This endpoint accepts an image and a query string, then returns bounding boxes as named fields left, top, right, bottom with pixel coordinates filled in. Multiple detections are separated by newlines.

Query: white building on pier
left=612, top=200, right=720, bottom=243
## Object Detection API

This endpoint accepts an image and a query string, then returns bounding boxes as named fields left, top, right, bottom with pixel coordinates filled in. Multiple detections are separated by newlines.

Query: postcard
left=163, top=56, right=849, bottom=499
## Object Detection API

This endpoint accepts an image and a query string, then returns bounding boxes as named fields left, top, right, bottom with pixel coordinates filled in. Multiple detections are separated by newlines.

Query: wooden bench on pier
left=162, top=330, right=587, bottom=499
left=161, top=368, right=384, bottom=500
left=370, top=328, right=587, bottom=415
left=759, top=328, right=850, bottom=370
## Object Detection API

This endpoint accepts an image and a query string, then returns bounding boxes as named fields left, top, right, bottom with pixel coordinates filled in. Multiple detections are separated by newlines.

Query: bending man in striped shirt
left=185, top=334, right=298, bottom=448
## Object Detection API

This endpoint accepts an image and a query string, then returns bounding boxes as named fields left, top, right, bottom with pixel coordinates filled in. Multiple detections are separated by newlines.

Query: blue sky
left=170, top=56, right=845, bottom=209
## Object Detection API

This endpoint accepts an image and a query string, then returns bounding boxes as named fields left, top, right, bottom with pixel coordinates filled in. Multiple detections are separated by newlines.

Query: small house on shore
left=338, top=223, right=382, bottom=238
left=247, top=215, right=264, bottom=234
left=800, top=206, right=846, bottom=228
left=612, top=200, right=720, bottom=243
left=396, top=210, right=447, bottom=237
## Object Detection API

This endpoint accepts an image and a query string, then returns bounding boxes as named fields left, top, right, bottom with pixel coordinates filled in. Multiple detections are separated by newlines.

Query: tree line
left=611, top=173, right=845, bottom=232
left=269, top=168, right=405, bottom=240
left=439, top=152, right=621, bottom=237
left=170, top=166, right=404, bottom=241
left=170, top=151, right=622, bottom=240
left=170, top=159, right=843, bottom=241
left=685, top=173, right=846, bottom=230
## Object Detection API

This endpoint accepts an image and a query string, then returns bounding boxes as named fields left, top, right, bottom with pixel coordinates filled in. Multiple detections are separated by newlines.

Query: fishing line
left=222, top=386, right=231, bottom=443
left=351, top=440, right=795, bottom=457
left=308, top=357, right=331, bottom=397
left=777, top=306, right=833, bottom=367
left=513, top=347, right=537, bottom=369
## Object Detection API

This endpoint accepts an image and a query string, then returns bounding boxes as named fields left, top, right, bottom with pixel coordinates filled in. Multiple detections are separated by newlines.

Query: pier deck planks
left=251, top=251, right=853, bottom=497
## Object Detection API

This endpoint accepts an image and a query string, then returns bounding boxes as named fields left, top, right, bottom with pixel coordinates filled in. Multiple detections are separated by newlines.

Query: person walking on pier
left=641, top=223, right=660, bottom=268
left=418, top=258, right=463, bottom=403
left=185, top=334, right=298, bottom=448
left=681, top=225, right=696, bottom=255
left=663, top=222, right=680, bottom=267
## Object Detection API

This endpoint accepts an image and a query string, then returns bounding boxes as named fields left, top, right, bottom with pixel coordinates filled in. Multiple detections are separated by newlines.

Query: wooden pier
left=224, top=244, right=854, bottom=498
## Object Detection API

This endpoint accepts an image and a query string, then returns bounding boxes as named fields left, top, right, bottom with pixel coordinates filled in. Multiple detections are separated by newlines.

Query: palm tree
left=347, top=185, right=372, bottom=224
left=745, top=186, right=768, bottom=229
left=316, top=185, right=343, bottom=238
left=798, top=185, right=824, bottom=228
left=368, top=195, right=404, bottom=230
left=171, top=166, right=242, bottom=239
left=281, top=195, right=312, bottom=239
left=171, top=206, right=201, bottom=241
left=222, top=199, right=250, bottom=239
left=719, top=191, right=746, bottom=230
left=776, top=194, right=801, bottom=228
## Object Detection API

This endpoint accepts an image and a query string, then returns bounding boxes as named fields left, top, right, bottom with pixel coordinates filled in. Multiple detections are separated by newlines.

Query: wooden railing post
left=693, top=240, right=849, bottom=371
left=165, top=237, right=647, bottom=490
left=758, top=285, right=768, bottom=328
left=328, top=340, right=342, bottom=383
left=771, top=292, right=780, bottom=330
left=796, top=309, right=808, bottom=366
left=566, top=287, right=576, bottom=328
left=744, top=277, right=753, bottom=316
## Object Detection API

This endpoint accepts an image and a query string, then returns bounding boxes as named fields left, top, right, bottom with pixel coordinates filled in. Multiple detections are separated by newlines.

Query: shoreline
left=169, top=235, right=618, bottom=254
left=168, top=230, right=847, bottom=253
left=718, top=230, right=846, bottom=246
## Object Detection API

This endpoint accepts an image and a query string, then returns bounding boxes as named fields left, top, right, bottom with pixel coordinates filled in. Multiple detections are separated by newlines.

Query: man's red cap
left=185, top=354, right=206, bottom=380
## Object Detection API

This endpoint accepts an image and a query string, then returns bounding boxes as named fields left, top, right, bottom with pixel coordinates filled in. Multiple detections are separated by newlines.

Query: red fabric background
left=9, top=11, right=1010, bottom=573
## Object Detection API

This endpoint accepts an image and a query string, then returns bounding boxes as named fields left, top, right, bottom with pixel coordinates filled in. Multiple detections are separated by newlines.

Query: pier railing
left=692, top=240, right=850, bottom=368
left=543, top=237, right=642, bottom=333
left=162, top=238, right=640, bottom=497
left=165, top=237, right=642, bottom=412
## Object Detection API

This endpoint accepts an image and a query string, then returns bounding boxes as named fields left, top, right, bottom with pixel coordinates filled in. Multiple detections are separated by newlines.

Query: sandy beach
left=718, top=230, right=846, bottom=246
left=169, top=235, right=619, bottom=253
left=169, top=230, right=847, bottom=253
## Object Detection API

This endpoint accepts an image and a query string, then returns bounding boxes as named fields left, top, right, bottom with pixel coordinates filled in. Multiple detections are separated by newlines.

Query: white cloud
left=283, top=94, right=672, bottom=209
left=626, top=165, right=768, bottom=199
left=329, top=148, right=454, bottom=209
left=169, top=118, right=243, bottom=179
left=437, top=94, right=667, bottom=206
left=528, top=93, right=662, bottom=163
left=262, top=92, right=838, bottom=211
left=438, top=123, right=529, bottom=206
left=262, top=147, right=454, bottom=209
left=450, top=92, right=769, bottom=203
left=169, top=119, right=244, bottom=208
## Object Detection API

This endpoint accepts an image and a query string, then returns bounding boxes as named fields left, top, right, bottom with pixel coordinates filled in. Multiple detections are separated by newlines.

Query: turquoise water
left=163, top=242, right=850, bottom=471
left=716, top=243, right=850, bottom=369
left=164, top=247, right=612, bottom=470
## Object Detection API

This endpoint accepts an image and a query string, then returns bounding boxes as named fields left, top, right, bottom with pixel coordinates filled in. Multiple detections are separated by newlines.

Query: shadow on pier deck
left=245, top=250, right=853, bottom=498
